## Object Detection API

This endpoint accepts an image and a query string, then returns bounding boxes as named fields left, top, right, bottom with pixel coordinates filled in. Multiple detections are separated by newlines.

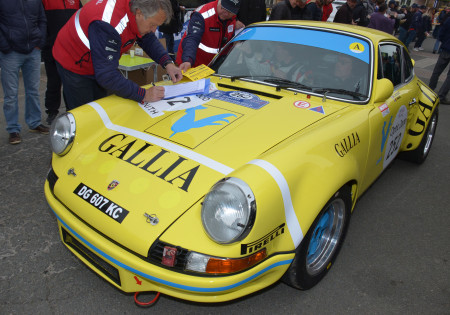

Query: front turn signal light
left=205, top=249, right=267, bottom=274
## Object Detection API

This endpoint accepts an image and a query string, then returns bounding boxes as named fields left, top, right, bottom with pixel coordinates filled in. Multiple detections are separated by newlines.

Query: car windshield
left=210, top=26, right=372, bottom=101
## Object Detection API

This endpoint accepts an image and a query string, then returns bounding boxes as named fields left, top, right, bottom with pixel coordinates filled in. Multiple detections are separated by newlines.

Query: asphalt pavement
left=0, top=37, right=449, bottom=314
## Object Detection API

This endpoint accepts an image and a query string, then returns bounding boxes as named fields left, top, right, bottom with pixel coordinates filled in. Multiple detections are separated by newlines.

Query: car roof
left=250, top=20, right=402, bottom=48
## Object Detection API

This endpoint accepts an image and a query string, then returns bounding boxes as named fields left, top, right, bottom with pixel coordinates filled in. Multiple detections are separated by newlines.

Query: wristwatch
left=163, top=59, right=174, bottom=69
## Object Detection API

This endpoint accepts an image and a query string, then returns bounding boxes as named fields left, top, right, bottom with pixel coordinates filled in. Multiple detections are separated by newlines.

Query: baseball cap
left=411, top=3, right=418, bottom=8
left=419, top=5, right=426, bottom=9
left=221, top=0, right=241, bottom=15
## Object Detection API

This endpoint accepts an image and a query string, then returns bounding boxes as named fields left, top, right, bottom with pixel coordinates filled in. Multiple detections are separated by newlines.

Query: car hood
left=53, top=80, right=348, bottom=256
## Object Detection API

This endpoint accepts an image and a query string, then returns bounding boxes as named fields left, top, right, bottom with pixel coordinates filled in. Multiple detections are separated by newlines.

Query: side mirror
left=411, top=58, right=415, bottom=66
left=373, top=78, right=394, bottom=103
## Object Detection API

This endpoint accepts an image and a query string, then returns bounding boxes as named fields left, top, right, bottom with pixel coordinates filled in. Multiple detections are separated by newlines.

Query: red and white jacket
left=53, top=0, right=141, bottom=75
left=176, top=0, right=236, bottom=67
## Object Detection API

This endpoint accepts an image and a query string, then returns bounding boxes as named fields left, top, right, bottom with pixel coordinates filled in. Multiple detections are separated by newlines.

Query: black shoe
left=9, top=132, right=21, bottom=145
left=439, top=97, right=449, bottom=105
left=46, top=113, right=57, bottom=125
left=29, top=124, right=49, bottom=134
left=432, top=50, right=436, bottom=54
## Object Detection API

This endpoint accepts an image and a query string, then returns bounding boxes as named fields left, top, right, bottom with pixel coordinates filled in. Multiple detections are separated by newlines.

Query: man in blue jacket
left=429, top=15, right=450, bottom=104
left=0, top=0, right=49, bottom=145
left=404, top=4, right=426, bottom=50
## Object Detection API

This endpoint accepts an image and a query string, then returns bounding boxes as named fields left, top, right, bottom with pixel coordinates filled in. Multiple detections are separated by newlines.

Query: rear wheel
left=282, top=186, right=352, bottom=290
left=400, top=109, right=438, bottom=164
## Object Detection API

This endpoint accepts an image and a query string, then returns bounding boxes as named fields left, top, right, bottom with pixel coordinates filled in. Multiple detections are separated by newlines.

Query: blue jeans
left=0, top=49, right=42, bottom=133
left=404, top=30, right=417, bottom=51
left=433, top=39, right=441, bottom=53
left=398, top=27, right=408, bottom=45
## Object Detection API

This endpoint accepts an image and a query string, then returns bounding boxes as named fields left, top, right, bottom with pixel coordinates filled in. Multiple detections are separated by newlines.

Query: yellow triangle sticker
left=349, top=42, right=365, bottom=54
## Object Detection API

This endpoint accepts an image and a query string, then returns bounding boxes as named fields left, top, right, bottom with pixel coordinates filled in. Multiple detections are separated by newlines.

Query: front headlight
left=201, top=177, right=256, bottom=244
left=49, top=113, right=76, bottom=156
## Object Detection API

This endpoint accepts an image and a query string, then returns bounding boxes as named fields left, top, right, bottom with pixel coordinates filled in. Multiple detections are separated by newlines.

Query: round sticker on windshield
left=349, top=42, right=365, bottom=54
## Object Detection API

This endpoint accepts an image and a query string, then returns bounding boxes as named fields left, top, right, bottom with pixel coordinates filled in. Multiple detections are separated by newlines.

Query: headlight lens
left=201, top=177, right=256, bottom=244
left=49, top=113, right=76, bottom=156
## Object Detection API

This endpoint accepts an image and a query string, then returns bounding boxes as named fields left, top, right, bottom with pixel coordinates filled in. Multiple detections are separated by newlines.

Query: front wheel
left=282, top=186, right=352, bottom=290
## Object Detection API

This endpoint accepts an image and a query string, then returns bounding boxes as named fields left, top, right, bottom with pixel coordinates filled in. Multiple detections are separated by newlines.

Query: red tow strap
left=134, top=291, right=161, bottom=307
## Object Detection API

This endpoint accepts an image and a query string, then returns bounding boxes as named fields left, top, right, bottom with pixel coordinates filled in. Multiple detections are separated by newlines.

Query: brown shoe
left=9, top=132, right=21, bottom=145
left=29, top=124, right=49, bottom=135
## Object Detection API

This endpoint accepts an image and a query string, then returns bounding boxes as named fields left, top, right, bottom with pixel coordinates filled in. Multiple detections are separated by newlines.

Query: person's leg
left=0, top=51, right=22, bottom=133
left=405, top=30, right=416, bottom=50
left=42, top=48, right=62, bottom=117
left=56, top=61, right=101, bottom=110
left=428, top=52, right=449, bottom=90
left=163, top=33, right=174, bottom=54
left=22, top=48, right=43, bottom=130
left=437, top=51, right=450, bottom=101
left=414, top=32, right=425, bottom=48
left=398, top=27, right=408, bottom=45
left=433, top=39, right=441, bottom=53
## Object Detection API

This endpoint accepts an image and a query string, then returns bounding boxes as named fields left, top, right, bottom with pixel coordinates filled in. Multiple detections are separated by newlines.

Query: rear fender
left=402, top=81, right=439, bottom=152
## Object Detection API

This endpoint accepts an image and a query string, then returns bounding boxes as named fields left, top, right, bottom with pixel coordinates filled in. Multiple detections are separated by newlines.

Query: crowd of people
left=0, top=0, right=449, bottom=145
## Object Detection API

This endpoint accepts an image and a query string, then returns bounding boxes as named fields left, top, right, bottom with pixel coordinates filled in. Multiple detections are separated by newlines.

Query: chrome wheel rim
left=306, top=199, right=345, bottom=276
left=423, top=114, right=437, bottom=156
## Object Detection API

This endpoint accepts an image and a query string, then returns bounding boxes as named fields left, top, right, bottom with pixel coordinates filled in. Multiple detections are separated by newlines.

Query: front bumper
left=45, top=181, right=295, bottom=303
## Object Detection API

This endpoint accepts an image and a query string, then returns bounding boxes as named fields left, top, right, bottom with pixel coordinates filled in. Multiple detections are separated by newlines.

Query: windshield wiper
left=263, top=78, right=312, bottom=92
left=312, top=88, right=366, bottom=101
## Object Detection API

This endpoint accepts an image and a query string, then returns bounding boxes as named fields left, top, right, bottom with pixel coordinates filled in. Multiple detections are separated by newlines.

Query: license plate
left=73, top=183, right=129, bottom=223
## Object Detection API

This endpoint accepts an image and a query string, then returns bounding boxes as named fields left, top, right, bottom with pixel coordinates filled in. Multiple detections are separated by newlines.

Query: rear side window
left=403, top=48, right=414, bottom=82
left=379, top=44, right=402, bottom=87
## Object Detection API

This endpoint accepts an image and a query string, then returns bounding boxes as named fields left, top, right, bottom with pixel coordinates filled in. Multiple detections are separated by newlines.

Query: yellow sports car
left=45, top=21, right=439, bottom=303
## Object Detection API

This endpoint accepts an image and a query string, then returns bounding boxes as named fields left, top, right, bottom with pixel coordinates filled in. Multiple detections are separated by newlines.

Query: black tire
left=400, top=108, right=438, bottom=164
left=282, top=186, right=352, bottom=290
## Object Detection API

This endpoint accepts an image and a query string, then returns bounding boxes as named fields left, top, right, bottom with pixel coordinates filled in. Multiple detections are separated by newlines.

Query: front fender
left=241, top=106, right=371, bottom=250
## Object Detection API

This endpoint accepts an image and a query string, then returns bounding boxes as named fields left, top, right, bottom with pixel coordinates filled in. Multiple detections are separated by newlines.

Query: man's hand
left=165, top=63, right=183, bottom=83
left=179, top=61, right=192, bottom=73
left=143, top=85, right=165, bottom=102
left=236, top=20, right=245, bottom=30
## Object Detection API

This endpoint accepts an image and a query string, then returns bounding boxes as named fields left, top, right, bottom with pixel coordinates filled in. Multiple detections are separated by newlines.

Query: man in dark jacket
left=428, top=17, right=450, bottom=104
left=269, top=0, right=302, bottom=20
left=404, top=4, right=426, bottom=50
left=158, top=0, right=183, bottom=57
left=236, top=0, right=266, bottom=28
left=0, top=0, right=49, bottom=145
left=42, top=0, right=83, bottom=125
left=398, top=4, right=417, bottom=44
left=303, top=0, right=323, bottom=21
left=333, top=0, right=357, bottom=24
left=352, top=0, right=369, bottom=26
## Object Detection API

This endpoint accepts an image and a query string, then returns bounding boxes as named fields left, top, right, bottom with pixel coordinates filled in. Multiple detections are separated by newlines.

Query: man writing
left=53, top=0, right=183, bottom=110
left=176, top=0, right=240, bottom=72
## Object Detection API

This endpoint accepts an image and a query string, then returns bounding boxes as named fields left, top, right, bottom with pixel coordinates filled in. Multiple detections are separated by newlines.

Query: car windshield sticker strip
left=88, top=102, right=234, bottom=175
left=248, top=159, right=303, bottom=247
left=232, top=26, right=370, bottom=64
left=51, top=207, right=293, bottom=292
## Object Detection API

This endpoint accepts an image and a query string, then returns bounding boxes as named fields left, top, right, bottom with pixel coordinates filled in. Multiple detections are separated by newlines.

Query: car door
left=361, top=42, right=420, bottom=192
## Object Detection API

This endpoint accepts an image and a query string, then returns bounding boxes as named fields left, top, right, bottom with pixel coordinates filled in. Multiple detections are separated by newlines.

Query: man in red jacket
left=176, top=0, right=240, bottom=72
left=53, top=0, right=183, bottom=110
